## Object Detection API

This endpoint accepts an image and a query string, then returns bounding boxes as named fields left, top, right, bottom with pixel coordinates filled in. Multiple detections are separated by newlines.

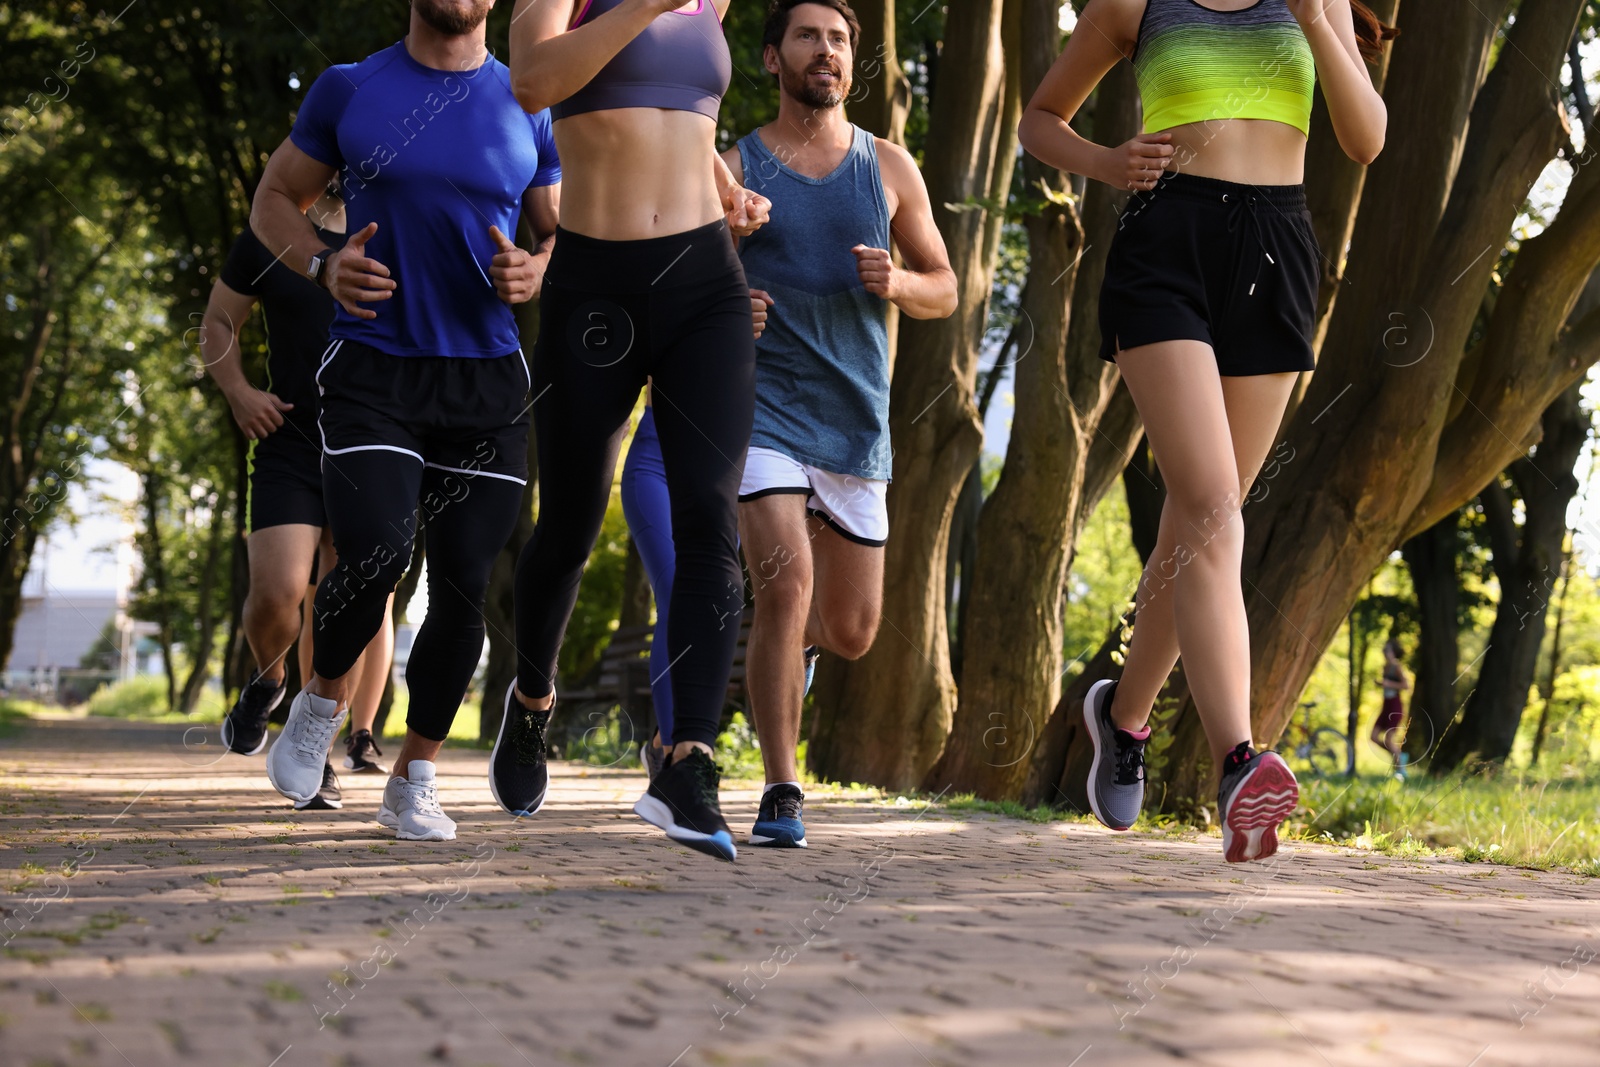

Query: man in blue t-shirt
left=250, top=0, right=560, bottom=842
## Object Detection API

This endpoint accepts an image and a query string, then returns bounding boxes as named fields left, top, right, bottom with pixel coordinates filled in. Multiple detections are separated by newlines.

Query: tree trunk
left=1122, top=434, right=1164, bottom=566
left=932, top=0, right=1118, bottom=797
left=1399, top=508, right=1460, bottom=764
left=1529, top=531, right=1572, bottom=766
left=1434, top=381, right=1587, bottom=770
left=141, top=469, right=179, bottom=711
left=1147, top=0, right=1591, bottom=811
left=808, top=0, right=1021, bottom=790
left=618, top=535, right=652, bottom=631
left=178, top=495, right=229, bottom=713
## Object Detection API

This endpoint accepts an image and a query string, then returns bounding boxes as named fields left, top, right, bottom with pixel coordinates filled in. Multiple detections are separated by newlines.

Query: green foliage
left=1062, top=487, right=1144, bottom=675
left=714, top=711, right=766, bottom=781
left=556, top=489, right=630, bottom=687
left=85, top=675, right=225, bottom=721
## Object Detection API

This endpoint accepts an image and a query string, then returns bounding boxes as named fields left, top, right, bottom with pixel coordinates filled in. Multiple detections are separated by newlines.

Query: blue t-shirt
left=290, top=42, right=561, bottom=359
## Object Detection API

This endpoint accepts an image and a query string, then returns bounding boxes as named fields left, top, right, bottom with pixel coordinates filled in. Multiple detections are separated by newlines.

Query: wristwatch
left=307, top=247, right=334, bottom=288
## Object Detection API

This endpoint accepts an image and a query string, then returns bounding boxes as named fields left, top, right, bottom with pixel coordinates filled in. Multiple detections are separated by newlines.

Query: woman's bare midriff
left=1165, top=118, right=1308, bottom=186
left=553, top=108, right=724, bottom=240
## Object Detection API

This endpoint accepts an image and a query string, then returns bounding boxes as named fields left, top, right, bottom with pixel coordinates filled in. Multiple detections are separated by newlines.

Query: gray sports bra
left=550, top=0, right=731, bottom=122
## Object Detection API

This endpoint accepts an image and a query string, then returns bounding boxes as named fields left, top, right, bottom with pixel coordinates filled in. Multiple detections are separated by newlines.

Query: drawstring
left=1222, top=190, right=1277, bottom=327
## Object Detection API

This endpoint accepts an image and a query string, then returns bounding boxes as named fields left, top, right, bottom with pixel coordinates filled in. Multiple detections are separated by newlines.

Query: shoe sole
left=343, top=757, right=389, bottom=775
left=634, top=794, right=737, bottom=862
left=488, top=680, right=548, bottom=818
left=1222, top=752, right=1299, bottom=864
left=376, top=802, right=454, bottom=841
left=294, top=796, right=343, bottom=811
left=748, top=826, right=808, bottom=848
left=1081, top=679, right=1135, bottom=832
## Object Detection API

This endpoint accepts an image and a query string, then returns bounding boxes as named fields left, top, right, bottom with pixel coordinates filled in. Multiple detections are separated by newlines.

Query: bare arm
left=1290, top=0, right=1386, bottom=165
left=251, top=139, right=396, bottom=320
left=1017, top=0, right=1175, bottom=190
left=509, top=0, right=685, bottom=114
left=199, top=282, right=291, bottom=440
left=859, top=140, right=956, bottom=320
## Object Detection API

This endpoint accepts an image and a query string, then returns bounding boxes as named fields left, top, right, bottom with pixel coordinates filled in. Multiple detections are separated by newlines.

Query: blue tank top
left=551, top=0, right=730, bottom=121
left=737, top=126, right=892, bottom=480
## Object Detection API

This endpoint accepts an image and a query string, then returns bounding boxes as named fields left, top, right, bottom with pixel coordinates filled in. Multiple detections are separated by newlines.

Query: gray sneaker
left=1082, top=679, right=1149, bottom=830
left=377, top=760, right=456, bottom=842
left=266, top=690, right=348, bottom=803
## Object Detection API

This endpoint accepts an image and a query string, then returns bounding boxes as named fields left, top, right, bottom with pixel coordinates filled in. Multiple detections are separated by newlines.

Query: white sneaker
left=266, top=690, right=348, bottom=803
left=377, top=760, right=456, bottom=841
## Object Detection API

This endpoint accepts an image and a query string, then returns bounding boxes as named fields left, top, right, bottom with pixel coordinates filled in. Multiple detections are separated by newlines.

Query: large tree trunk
left=1434, top=382, right=1587, bottom=770
left=929, top=0, right=1102, bottom=798
left=141, top=470, right=179, bottom=711
left=807, top=0, right=1021, bottom=790
left=178, top=495, right=229, bottom=713
left=1399, top=509, right=1460, bottom=764
left=1530, top=532, right=1572, bottom=766
left=988, top=53, right=1147, bottom=804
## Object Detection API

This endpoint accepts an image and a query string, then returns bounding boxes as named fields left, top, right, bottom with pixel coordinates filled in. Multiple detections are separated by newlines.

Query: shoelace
left=348, top=731, right=383, bottom=759
left=683, top=752, right=722, bottom=808
left=401, top=780, right=445, bottom=819
left=1112, top=737, right=1146, bottom=787
left=770, top=789, right=804, bottom=822
left=512, top=709, right=549, bottom=765
left=292, top=706, right=341, bottom=762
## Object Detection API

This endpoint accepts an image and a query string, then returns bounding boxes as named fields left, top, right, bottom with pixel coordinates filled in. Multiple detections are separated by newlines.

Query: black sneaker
left=221, top=670, right=285, bottom=755
left=633, top=748, right=736, bottom=862
left=749, top=783, right=807, bottom=848
left=293, top=763, right=343, bottom=811
left=489, top=680, right=551, bottom=817
left=343, top=729, right=387, bottom=774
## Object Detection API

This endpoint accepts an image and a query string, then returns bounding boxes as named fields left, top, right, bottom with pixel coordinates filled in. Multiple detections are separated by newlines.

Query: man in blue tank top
left=725, top=0, right=957, bottom=849
left=249, top=0, right=560, bottom=843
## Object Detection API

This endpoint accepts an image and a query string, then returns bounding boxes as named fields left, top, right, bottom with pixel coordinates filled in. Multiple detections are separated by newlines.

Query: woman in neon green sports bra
left=1018, top=0, right=1391, bottom=863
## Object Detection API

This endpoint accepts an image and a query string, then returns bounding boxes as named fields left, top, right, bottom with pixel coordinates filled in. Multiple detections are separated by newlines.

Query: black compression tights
left=515, top=222, right=754, bottom=748
left=313, top=451, right=523, bottom=742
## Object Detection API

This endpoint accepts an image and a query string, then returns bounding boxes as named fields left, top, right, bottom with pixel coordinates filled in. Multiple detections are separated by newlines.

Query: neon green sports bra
left=1132, top=0, right=1315, bottom=136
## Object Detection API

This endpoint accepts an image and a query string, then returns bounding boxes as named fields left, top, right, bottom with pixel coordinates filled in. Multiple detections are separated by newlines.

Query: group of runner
left=209, top=0, right=952, bottom=861
left=205, top=0, right=1388, bottom=865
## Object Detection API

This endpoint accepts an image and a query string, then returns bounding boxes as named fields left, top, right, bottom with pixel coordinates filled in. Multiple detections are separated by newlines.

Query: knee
left=245, top=585, right=303, bottom=625
left=1166, top=483, right=1243, bottom=545
left=752, top=564, right=811, bottom=623
left=829, top=617, right=878, bottom=661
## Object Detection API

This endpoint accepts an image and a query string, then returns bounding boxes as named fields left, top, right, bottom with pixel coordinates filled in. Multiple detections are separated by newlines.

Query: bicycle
left=1275, top=700, right=1351, bottom=779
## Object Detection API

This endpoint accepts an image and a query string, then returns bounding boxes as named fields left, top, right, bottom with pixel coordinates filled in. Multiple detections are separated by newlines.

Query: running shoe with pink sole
left=1217, top=745, right=1299, bottom=863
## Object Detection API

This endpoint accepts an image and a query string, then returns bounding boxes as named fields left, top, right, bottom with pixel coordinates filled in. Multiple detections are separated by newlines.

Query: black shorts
left=315, top=340, right=531, bottom=487
left=1099, top=173, right=1320, bottom=376
left=247, top=419, right=325, bottom=532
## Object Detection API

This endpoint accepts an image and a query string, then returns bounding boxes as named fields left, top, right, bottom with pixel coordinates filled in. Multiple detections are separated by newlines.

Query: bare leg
left=350, top=597, right=395, bottom=735
left=740, top=494, right=815, bottom=785
left=244, top=524, right=322, bottom=686
left=1109, top=340, right=1297, bottom=765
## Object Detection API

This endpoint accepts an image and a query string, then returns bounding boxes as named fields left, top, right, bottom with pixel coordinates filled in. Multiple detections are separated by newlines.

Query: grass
left=1285, top=771, right=1600, bottom=874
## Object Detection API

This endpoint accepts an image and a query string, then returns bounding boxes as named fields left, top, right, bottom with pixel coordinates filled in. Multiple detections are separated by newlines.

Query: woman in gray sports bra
left=502, top=0, right=768, bottom=863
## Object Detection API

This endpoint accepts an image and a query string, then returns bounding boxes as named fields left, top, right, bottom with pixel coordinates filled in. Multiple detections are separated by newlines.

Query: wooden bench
left=561, top=609, right=753, bottom=725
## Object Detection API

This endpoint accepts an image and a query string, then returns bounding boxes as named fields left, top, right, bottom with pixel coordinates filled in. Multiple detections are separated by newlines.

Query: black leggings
left=515, top=220, right=754, bottom=747
left=313, top=454, right=523, bottom=742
